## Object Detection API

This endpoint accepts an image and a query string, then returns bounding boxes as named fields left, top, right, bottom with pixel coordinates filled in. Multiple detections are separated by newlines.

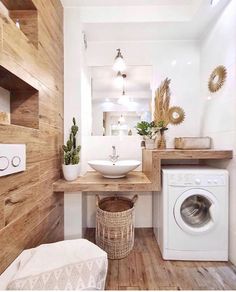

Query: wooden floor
left=85, top=228, right=236, bottom=290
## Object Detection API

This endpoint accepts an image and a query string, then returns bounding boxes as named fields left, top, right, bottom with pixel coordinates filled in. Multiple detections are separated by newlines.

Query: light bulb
left=113, top=58, right=126, bottom=72
left=118, top=94, right=129, bottom=105
left=211, top=0, right=220, bottom=7
left=113, top=49, right=126, bottom=72
left=119, top=115, right=125, bottom=123
left=114, top=72, right=124, bottom=88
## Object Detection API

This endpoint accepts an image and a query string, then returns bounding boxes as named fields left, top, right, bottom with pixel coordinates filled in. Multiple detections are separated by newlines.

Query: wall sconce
left=113, top=49, right=126, bottom=72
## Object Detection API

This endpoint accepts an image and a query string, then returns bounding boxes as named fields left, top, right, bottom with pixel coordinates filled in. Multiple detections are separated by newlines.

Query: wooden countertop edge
left=144, top=149, right=233, bottom=159
left=53, top=171, right=153, bottom=193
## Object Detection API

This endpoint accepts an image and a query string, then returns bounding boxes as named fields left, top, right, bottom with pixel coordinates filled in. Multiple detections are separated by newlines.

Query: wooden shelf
left=142, top=148, right=233, bottom=191
left=1, top=0, right=38, bottom=48
left=145, top=149, right=233, bottom=160
left=53, top=149, right=233, bottom=193
left=53, top=171, right=152, bottom=192
left=0, top=65, right=39, bottom=129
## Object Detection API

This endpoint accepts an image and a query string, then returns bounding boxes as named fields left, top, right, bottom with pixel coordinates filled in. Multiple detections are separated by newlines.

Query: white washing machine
left=153, top=165, right=229, bottom=261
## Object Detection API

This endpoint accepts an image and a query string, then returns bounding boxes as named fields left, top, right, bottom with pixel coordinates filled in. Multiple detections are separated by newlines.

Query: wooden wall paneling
left=9, top=10, right=38, bottom=48
left=0, top=11, right=39, bottom=90
left=24, top=193, right=64, bottom=248
left=36, top=0, right=64, bottom=93
left=39, top=158, right=61, bottom=182
left=10, top=89, right=39, bottom=129
left=0, top=124, right=40, bottom=164
left=39, top=85, right=62, bottom=128
left=0, top=205, right=40, bottom=272
left=4, top=184, right=39, bottom=226
left=1, top=0, right=37, bottom=11
left=0, top=65, right=37, bottom=92
left=0, top=198, right=5, bottom=229
left=0, top=164, right=39, bottom=198
left=0, top=0, right=64, bottom=274
left=0, top=18, right=3, bottom=52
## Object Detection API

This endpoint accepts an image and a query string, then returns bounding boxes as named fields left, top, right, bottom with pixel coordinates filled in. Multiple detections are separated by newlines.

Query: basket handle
left=96, top=194, right=100, bottom=207
left=131, top=194, right=138, bottom=205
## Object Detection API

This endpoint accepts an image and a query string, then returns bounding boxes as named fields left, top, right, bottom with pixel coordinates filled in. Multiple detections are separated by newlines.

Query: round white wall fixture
left=0, top=156, right=9, bottom=171
left=12, top=156, right=21, bottom=167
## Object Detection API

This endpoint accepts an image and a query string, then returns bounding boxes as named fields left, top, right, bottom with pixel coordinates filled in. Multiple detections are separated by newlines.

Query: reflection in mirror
left=91, top=66, right=152, bottom=136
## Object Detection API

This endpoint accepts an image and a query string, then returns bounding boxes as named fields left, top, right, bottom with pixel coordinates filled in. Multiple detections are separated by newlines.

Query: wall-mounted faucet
left=109, top=146, right=119, bottom=164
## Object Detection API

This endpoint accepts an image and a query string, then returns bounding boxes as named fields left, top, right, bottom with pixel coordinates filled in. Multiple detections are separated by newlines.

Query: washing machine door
left=174, top=189, right=219, bottom=235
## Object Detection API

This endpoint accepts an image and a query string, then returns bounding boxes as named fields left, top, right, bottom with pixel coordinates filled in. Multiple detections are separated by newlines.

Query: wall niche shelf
left=1, top=0, right=38, bottom=48
left=0, top=65, right=39, bottom=129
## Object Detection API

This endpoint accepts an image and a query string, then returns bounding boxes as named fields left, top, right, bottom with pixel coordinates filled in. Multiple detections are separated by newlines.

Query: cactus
left=62, top=118, right=81, bottom=165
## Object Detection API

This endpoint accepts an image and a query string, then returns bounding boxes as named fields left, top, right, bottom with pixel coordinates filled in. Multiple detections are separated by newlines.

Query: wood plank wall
left=0, top=0, right=64, bottom=274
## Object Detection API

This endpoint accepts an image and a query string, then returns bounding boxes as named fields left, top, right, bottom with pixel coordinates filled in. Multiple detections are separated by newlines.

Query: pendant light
left=118, top=74, right=129, bottom=105
left=114, top=72, right=126, bottom=89
left=113, top=49, right=126, bottom=72
left=119, top=115, right=125, bottom=123
left=118, top=89, right=128, bottom=105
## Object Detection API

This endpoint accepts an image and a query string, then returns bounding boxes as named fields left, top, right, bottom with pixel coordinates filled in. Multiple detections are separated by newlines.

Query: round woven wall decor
left=208, top=65, right=227, bottom=92
left=168, top=106, right=185, bottom=125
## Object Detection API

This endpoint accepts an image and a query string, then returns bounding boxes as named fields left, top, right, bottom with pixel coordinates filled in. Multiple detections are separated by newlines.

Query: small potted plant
left=136, top=121, right=160, bottom=150
left=62, top=117, right=81, bottom=181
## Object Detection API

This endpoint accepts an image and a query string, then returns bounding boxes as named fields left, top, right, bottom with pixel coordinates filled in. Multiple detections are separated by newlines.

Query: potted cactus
left=62, top=117, right=81, bottom=181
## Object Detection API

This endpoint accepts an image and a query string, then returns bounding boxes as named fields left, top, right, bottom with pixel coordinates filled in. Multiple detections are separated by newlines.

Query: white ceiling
left=62, top=0, right=231, bottom=95
left=62, top=0, right=231, bottom=41
left=61, top=0, right=195, bottom=7
left=84, top=0, right=230, bottom=41
left=91, top=66, right=152, bottom=99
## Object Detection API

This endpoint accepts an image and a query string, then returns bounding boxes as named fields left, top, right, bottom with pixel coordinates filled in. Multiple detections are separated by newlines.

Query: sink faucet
left=109, top=146, right=119, bottom=164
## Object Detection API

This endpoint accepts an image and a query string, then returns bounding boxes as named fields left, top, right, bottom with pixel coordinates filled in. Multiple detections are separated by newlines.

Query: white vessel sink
left=88, top=160, right=141, bottom=178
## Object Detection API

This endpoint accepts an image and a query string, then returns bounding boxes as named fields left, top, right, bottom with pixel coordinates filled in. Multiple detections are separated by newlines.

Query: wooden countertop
left=53, top=171, right=152, bottom=192
left=142, top=149, right=233, bottom=192
left=53, top=149, right=233, bottom=193
left=144, top=149, right=233, bottom=160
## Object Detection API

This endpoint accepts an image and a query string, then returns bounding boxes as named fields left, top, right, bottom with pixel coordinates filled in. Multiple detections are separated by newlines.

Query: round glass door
left=174, top=189, right=219, bottom=235
left=180, top=195, right=211, bottom=227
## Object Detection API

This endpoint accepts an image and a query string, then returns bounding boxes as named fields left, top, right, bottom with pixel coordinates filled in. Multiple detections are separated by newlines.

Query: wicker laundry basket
left=96, top=194, right=138, bottom=260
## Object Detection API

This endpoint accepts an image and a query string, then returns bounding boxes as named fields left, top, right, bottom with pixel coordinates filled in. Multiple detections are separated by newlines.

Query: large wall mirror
left=91, top=66, right=152, bottom=136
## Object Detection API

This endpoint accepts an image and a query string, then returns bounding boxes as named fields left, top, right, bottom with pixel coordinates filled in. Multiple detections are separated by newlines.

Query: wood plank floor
left=85, top=228, right=236, bottom=290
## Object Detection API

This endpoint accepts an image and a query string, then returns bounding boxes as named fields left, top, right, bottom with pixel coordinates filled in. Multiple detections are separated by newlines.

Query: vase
left=145, top=138, right=156, bottom=150
left=62, top=164, right=79, bottom=181
left=157, top=131, right=166, bottom=149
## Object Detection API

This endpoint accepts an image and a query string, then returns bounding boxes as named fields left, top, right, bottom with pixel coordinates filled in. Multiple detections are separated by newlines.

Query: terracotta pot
left=62, top=164, right=79, bottom=181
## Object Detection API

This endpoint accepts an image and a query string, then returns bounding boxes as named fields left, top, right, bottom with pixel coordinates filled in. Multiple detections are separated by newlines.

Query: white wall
left=200, top=0, right=236, bottom=265
left=63, top=8, right=91, bottom=239
left=0, top=87, right=10, bottom=122
left=81, top=135, right=152, bottom=227
left=87, top=40, right=202, bottom=147
left=78, top=40, right=202, bottom=228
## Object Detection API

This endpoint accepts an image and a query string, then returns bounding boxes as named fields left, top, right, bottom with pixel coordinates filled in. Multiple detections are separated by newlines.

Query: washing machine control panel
left=168, top=173, right=226, bottom=186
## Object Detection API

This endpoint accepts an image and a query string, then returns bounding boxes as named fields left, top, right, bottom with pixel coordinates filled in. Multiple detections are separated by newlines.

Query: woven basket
left=96, top=195, right=138, bottom=260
